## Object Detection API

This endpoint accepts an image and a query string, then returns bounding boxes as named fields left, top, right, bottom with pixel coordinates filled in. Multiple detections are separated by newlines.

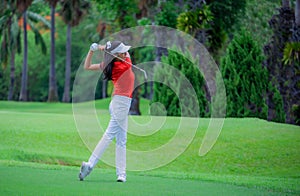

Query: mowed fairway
left=0, top=165, right=284, bottom=196
left=0, top=100, right=299, bottom=195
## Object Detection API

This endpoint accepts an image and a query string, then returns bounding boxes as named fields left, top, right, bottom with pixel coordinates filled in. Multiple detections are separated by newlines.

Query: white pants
left=88, top=95, right=131, bottom=177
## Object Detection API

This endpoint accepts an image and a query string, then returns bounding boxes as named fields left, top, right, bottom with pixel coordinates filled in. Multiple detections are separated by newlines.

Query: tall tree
left=205, top=0, right=247, bottom=51
left=17, top=0, right=33, bottom=101
left=60, top=0, right=90, bottom=102
left=264, top=0, right=297, bottom=123
left=0, top=0, right=21, bottom=100
left=1, top=0, right=50, bottom=101
left=282, top=0, right=300, bottom=125
left=45, top=0, right=59, bottom=102
left=152, top=49, right=207, bottom=117
left=221, top=30, right=270, bottom=119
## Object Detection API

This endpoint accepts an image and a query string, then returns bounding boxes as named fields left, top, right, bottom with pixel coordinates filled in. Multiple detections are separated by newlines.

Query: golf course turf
left=0, top=100, right=299, bottom=195
left=0, top=164, right=289, bottom=196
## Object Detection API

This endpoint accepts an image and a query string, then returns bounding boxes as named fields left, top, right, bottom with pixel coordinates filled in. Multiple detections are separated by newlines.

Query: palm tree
left=45, top=0, right=59, bottom=102
left=17, top=0, right=33, bottom=101
left=60, top=0, right=91, bottom=103
left=0, top=0, right=21, bottom=100
left=1, top=0, right=50, bottom=101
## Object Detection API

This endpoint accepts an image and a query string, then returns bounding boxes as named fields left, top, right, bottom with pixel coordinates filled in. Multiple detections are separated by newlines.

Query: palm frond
left=59, top=0, right=91, bottom=26
left=10, top=15, right=19, bottom=42
left=27, top=19, right=47, bottom=55
left=9, top=16, right=20, bottom=52
left=0, top=15, right=9, bottom=30
left=27, top=11, right=50, bottom=28
left=283, top=42, right=300, bottom=66
left=0, top=32, right=9, bottom=68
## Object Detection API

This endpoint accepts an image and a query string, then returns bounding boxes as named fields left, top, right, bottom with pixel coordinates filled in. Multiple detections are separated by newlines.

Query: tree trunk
left=102, top=79, right=108, bottom=98
left=48, top=4, right=58, bottom=102
left=62, top=24, right=71, bottom=102
left=129, top=78, right=141, bottom=115
left=19, top=11, right=28, bottom=101
left=282, top=0, right=290, bottom=8
left=8, top=49, right=15, bottom=100
left=296, top=0, right=300, bottom=25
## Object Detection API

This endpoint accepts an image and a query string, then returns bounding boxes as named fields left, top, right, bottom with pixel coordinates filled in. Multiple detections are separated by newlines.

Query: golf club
left=103, top=50, right=148, bottom=81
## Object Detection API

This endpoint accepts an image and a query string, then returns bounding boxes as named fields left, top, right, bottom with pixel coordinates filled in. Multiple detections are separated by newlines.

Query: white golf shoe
left=79, top=162, right=92, bottom=181
left=117, top=174, right=126, bottom=182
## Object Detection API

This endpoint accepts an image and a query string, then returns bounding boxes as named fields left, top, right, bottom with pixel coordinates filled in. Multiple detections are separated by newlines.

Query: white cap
left=110, top=42, right=131, bottom=54
left=104, top=41, right=131, bottom=66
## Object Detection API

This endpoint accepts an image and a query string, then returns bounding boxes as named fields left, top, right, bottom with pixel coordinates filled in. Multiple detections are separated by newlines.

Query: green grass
left=0, top=100, right=299, bottom=195
left=0, top=164, right=285, bottom=196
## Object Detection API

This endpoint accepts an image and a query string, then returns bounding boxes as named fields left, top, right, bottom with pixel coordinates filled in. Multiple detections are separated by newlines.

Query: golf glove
left=90, top=43, right=99, bottom=51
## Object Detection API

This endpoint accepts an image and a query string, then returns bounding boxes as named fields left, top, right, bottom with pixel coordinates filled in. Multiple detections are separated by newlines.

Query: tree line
left=0, top=0, right=299, bottom=125
left=1, top=0, right=90, bottom=102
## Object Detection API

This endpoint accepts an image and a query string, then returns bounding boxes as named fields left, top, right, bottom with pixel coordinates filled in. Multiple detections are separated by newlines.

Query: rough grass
left=0, top=100, right=299, bottom=195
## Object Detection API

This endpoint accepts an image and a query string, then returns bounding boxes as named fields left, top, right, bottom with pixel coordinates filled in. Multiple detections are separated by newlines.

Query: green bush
left=152, top=49, right=207, bottom=117
left=221, top=30, right=269, bottom=118
left=268, top=83, right=285, bottom=123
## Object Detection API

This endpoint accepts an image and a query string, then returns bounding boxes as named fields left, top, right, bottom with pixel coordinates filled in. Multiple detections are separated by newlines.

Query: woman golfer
left=79, top=41, right=134, bottom=182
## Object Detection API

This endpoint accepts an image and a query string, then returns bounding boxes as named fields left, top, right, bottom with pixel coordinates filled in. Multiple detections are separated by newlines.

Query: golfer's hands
left=99, top=45, right=105, bottom=51
left=90, top=43, right=98, bottom=51
left=90, top=43, right=105, bottom=52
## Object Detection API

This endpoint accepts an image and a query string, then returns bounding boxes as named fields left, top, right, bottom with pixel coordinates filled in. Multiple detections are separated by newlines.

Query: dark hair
left=102, top=59, right=115, bottom=80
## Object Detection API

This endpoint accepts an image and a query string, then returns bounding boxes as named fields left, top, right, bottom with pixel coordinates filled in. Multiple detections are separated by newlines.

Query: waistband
left=112, top=95, right=132, bottom=103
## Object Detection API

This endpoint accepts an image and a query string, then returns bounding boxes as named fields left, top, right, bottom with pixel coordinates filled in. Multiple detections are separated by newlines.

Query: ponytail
left=102, top=60, right=114, bottom=80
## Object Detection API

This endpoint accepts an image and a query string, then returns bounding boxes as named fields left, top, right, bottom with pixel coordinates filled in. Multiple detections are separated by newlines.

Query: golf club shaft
left=103, top=50, right=148, bottom=80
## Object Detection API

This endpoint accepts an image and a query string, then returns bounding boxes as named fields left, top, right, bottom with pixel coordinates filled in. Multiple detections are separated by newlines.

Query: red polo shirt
left=111, top=57, right=135, bottom=98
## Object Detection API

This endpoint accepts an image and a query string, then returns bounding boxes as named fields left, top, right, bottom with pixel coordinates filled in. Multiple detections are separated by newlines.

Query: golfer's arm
left=84, top=51, right=101, bottom=70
